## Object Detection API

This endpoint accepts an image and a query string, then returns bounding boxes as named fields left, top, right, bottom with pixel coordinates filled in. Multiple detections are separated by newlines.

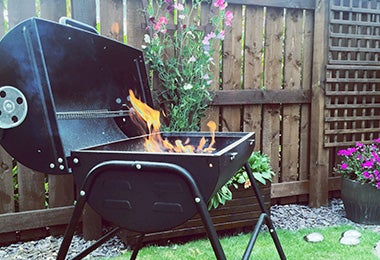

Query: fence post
left=71, top=0, right=96, bottom=27
left=309, top=0, right=329, bottom=207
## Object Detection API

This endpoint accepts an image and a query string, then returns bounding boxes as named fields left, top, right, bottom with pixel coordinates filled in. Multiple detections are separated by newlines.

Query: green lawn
left=102, top=225, right=380, bottom=259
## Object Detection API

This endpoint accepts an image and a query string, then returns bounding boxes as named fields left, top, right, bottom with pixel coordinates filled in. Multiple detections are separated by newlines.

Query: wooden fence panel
left=7, top=0, right=35, bottom=28
left=125, top=0, right=145, bottom=47
left=221, top=4, right=243, bottom=132
left=40, top=0, right=67, bottom=22
left=0, top=147, right=14, bottom=214
left=71, top=0, right=96, bottom=26
left=0, top=0, right=4, bottom=38
left=300, top=10, right=314, bottom=183
left=281, top=9, right=302, bottom=182
left=262, top=7, right=283, bottom=183
left=242, top=5, right=265, bottom=151
left=99, top=0, right=124, bottom=42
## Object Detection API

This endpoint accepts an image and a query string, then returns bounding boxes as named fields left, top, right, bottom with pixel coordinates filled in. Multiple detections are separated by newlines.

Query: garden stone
left=304, top=232, right=324, bottom=243
left=339, top=236, right=360, bottom=246
left=342, top=230, right=362, bottom=239
left=374, top=241, right=380, bottom=258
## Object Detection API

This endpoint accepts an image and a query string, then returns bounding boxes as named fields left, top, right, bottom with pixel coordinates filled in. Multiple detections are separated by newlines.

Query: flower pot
left=341, top=177, right=380, bottom=225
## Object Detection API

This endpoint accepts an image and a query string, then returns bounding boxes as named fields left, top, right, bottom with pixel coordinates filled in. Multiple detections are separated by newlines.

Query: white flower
left=174, top=3, right=184, bottom=11
left=144, top=34, right=151, bottom=44
left=183, top=83, right=193, bottom=90
left=188, top=56, right=196, bottom=63
left=179, top=14, right=185, bottom=20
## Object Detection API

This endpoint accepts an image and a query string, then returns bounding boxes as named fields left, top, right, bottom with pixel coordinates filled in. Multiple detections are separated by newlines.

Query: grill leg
left=57, top=170, right=120, bottom=260
left=72, top=227, right=121, bottom=260
left=56, top=189, right=88, bottom=260
left=130, top=233, right=145, bottom=260
left=242, top=162, right=286, bottom=260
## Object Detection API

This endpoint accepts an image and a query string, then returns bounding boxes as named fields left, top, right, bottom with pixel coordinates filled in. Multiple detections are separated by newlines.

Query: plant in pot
left=208, top=151, right=275, bottom=210
left=334, top=138, right=380, bottom=224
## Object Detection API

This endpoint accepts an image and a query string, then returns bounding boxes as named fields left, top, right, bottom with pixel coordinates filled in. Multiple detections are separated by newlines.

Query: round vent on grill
left=0, top=86, right=28, bottom=129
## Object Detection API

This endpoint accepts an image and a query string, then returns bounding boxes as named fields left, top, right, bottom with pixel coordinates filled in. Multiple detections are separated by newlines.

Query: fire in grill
left=0, top=17, right=285, bottom=260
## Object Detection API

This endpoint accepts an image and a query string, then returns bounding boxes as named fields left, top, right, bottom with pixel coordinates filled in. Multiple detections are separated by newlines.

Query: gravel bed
left=0, top=199, right=379, bottom=259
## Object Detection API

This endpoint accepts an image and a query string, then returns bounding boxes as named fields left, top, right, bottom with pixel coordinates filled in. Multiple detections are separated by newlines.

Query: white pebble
left=342, top=230, right=362, bottom=239
left=304, top=232, right=324, bottom=243
left=340, top=236, right=360, bottom=246
left=374, top=241, right=380, bottom=258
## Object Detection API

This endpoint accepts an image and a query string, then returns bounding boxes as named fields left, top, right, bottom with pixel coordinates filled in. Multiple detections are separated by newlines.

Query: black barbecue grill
left=0, top=17, right=285, bottom=260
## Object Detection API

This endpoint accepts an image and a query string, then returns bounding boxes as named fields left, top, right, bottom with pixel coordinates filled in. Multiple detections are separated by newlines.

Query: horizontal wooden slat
left=328, top=60, right=380, bottom=66
left=325, top=103, right=380, bottom=109
left=271, top=177, right=341, bottom=198
left=330, top=32, right=380, bottom=40
left=324, top=140, right=376, bottom=147
left=326, top=64, right=380, bottom=70
left=227, top=0, right=315, bottom=10
left=326, top=78, right=380, bottom=83
left=325, top=127, right=379, bottom=135
left=329, top=46, right=380, bottom=53
left=210, top=89, right=310, bottom=105
left=325, top=91, right=380, bottom=96
left=330, top=18, right=380, bottom=27
left=0, top=206, right=74, bottom=233
left=325, top=115, right=380, bottom=122
left=330, top=5, right=380, bottom=15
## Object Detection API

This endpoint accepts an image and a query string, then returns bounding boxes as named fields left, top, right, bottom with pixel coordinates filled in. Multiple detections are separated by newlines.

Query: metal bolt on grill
left=0, top=17, right=285, bottom=260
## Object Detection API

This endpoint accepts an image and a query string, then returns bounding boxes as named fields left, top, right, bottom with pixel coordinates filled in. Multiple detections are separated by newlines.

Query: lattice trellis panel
left=325, top=0, right=380, bottom=147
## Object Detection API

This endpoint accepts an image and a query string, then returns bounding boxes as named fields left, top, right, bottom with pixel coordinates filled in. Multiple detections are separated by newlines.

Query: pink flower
left=202, top=32, right=216, bottom=45
left=214, top=0, right=226, bottom=10
left=159, top=16, right=168, bottom=25
left=217, top=30, right=225, bottom=40
left=362, top=159, right=374, bottom=168
left=341, top=163, right=348, bottom=170
left=154, top=23, right=162, bottom=31
left=337, top=148, right=356, bottom=156
left=363, top=171, right=371, bottom=179
left=225, top=11, right=233, bottom=26
left=153, top=16, right=168, bottom=33
left=374, top=138, right=380, bottom=143
left=377, top=182, right=380, bottom=189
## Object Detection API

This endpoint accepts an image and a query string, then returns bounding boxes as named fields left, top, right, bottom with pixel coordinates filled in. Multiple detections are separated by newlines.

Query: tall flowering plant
left=141, top=0, right=233, bottom=131
left=335, top=138, right=380, bottom=189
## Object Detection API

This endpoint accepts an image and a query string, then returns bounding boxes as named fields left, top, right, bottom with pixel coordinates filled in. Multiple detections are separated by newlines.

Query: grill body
left=71, top=132, right=255, bottom=233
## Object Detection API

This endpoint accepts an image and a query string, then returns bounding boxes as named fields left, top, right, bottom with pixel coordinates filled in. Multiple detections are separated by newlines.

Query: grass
left=102, top=225, right=380, bottom=260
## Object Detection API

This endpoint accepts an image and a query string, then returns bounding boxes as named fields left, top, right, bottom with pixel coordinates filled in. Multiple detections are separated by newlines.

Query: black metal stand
left=56, top=161, right=285, bottom=260
left=242, top=162, right=286, bottom=260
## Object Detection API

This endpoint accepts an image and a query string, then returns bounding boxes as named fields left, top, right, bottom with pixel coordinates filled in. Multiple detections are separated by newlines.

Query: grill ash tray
left=70, top=132, right=255, bottom=233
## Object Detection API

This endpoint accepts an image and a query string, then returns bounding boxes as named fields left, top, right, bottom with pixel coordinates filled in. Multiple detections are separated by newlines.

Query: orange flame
left=129, top=90, right=216, bottom=153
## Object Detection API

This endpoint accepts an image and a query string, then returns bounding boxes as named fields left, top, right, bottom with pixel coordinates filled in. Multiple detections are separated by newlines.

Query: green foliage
left=208, top=151, right=275, bottom=210
left=141, top=0, right=232, bottom=131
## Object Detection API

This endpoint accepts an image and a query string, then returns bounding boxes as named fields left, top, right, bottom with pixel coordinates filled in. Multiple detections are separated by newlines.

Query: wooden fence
left=0, top=0, right=379, bottom=244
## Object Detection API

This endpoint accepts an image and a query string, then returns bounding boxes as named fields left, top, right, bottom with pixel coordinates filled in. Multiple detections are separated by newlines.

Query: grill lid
left=0, top=17, right=153, bottom=174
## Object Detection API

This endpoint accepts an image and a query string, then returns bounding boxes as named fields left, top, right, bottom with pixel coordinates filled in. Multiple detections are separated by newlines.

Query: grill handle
left=59, top=17, right=99, bottom=35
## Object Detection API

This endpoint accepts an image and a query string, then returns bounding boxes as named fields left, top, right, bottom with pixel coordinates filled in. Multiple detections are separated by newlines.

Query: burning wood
left=129, top=90, right=216, bottom=153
